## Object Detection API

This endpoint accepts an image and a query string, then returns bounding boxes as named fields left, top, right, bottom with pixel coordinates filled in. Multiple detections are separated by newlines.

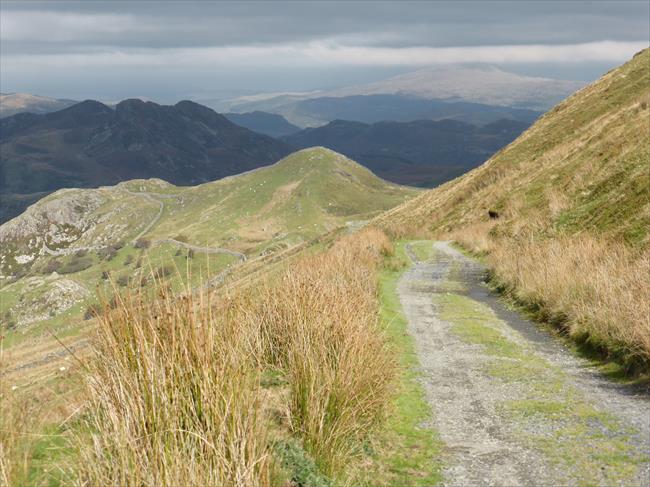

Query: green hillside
left=378, top=48, right=649, bottom=245
left=0, top=147, right=416, bottom=341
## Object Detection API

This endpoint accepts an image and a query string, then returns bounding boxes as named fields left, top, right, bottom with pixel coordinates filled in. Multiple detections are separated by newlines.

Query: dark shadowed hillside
left=284, top=95, right=540, bottom=127
left=283, top=118, right=530, bottom=187
left=0, top=99, right=292, bottom=222
left=224, top=111, right=301, bottom=137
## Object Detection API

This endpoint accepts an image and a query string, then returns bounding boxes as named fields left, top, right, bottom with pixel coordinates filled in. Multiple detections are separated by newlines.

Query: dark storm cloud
left=1, top=1, right=648, bottom=101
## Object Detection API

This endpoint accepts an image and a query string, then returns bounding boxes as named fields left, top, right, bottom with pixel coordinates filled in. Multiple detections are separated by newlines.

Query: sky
left=1, top=1, right=648, bottom=103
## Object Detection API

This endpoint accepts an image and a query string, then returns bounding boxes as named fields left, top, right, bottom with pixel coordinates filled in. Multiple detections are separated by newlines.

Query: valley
left=283, top=118, right=530, bottom=186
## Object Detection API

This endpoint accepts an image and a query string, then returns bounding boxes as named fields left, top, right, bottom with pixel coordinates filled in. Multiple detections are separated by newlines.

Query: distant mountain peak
left=0, top=92, right=77, bottom=118
left=326, top=65, right=584, bottom=109
left=64, top=99, right=112, bottom=114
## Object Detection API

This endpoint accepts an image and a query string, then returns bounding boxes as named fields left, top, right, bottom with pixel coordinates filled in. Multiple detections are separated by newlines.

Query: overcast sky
left=1, top=1, right=648, bottom=102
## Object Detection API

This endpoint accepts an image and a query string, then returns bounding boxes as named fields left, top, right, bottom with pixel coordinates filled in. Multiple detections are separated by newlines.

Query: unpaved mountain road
left=122, top=189, right=168, bottom=244
left=398, top=241, right=650, bottom=487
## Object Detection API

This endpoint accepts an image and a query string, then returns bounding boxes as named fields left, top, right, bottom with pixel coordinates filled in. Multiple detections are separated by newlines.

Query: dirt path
left=398, top=241, right=650, bottom=487
left=122, top=189, right=167, bottom=244
left=123, top=190, right=246, bottom=260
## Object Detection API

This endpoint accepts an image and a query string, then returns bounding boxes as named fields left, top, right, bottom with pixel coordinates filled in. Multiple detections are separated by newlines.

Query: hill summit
left=0, top=147, right=416, bottom=280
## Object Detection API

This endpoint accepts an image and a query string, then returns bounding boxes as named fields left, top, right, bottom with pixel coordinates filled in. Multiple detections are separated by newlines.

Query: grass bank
left=448, top=227, right=650, bottom=376
left=357, top=240, right=444, bottom=486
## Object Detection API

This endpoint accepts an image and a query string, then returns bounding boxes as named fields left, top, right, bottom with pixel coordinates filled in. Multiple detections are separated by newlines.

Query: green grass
left=273, top=440, right=334, bottom=487
left=360, top=241, right=444, bottom=486
left=407, top=241, right=438, bottom=263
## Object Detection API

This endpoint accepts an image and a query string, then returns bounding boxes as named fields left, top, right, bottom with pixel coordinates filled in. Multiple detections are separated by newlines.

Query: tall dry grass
left=78, top=227, right=396, bottom=484
left=490, top=236, right=650, bottom=367
left=237, top=228, right=396, bottom=476
left=0, top=387, right=31, bottom=487
left=449, top=224, right=650, bottom=369
left=0, top=339, right=38, bottom=487
left=77, top=281, right=272, bottom=486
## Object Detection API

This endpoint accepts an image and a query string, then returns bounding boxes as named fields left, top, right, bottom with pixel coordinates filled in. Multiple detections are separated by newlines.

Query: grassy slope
left=149, top=147, right=416, bottom=252
left=0, top=147, right=416, bottom=346
left=377, top=48, right=649, bottom=245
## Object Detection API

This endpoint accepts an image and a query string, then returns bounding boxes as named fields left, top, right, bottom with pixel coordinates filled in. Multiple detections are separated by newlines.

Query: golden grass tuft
left=244, top=228, right=396, bottom=475
left=77, top=281, right=272, bottom=486
left=490, top=236, right=650, bottom=366
left=0, top=389, right=34, bottom=486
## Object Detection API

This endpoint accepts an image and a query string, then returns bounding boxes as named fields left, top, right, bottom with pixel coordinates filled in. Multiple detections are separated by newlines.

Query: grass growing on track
left=358, top=240, right=444, bottom=486
left=437, top=290, right=648, bottom=485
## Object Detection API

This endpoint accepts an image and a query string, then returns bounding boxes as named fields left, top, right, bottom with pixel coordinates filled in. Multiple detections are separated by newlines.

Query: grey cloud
left=2, top=1, right=648, bottom=50
left=0, top=1, right=647, bottom=101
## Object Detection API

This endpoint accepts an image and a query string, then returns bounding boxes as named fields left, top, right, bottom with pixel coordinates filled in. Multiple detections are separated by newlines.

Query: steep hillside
left=0, top=99, right=292, bottom=223
left=0, top=147, right=416, bottom=333
left=224, top=111, right=301, bottom=137
left=377, top=49, right=649, bottom=366
left=0, top=93, right=77, bottom=118
left=284, top=118, right=530, bottom=187
left=378, top=49, right=649, bottom=245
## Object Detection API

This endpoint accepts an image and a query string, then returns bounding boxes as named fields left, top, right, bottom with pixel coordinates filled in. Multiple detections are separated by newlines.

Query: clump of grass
left=0, top=336, right=38, bottom=486
left=0, top=387, right=32, bottom=486
left=77, top=278, right=272, bottom=486
left=239, top=228, right=397, bottom=477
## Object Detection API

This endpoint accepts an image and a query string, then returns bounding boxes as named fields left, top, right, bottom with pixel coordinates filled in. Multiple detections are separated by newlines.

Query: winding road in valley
left=398, top=241, right=650, bottom=487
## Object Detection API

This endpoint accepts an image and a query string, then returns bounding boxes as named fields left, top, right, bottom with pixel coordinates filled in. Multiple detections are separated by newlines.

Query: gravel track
left=398, top=241, right=650, bottom=487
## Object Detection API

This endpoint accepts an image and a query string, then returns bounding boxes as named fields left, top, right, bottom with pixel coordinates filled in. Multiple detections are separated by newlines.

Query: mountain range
left=283, top=118, right=530, bottom=186
left=0, top=99, right=291, bottom=223
left=218, top=65, right=583, bottom=126
left=0, top=97, right=532, bottom=223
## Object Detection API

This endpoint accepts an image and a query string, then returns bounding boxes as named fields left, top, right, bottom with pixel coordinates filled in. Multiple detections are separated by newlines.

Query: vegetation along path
left=397, top=241, right=650, bottom=486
